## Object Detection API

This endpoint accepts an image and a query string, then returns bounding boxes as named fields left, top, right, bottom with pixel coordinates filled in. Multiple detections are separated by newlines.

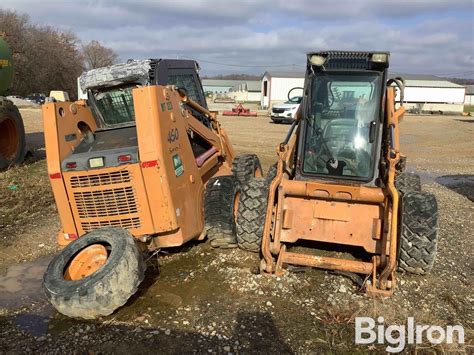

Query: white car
left=270, top=96, right=302, bottom=123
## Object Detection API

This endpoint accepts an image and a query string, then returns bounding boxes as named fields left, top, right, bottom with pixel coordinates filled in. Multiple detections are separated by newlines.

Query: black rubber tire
left=0, top=99, right=26, bottom=170
left=396, top=156, right=407, bottom=173
left=232, top=154, right=262, bottom=186
left=266, top=163, right=277, bottom=185
left=236, top=177, right=269, bottom=252
left=204, top=175, right=240, bottom=248
left=42, top=228, right=145, bottom=319
left=395, top=172, right=421, bottom=197
left=398, top=191, right=439, bottom=274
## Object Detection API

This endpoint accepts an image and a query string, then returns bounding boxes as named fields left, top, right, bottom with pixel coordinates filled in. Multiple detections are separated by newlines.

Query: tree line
left=0, top=10, right=118, bottom=99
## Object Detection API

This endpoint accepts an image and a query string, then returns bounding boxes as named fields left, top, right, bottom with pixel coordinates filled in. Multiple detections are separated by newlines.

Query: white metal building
left=229, top=81, right=261, bottom=102
left=392, top=74, right=466, bottom=114
left=261, top=71, right=305, bottom=109
left=260, top=71, right=465, bottom=113
left=202, top=79, right=246, bottom=94
left=464, top=85, right=474, bottom=106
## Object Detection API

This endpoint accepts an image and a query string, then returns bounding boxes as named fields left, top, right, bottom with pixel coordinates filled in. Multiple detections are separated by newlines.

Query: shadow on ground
left=436, top=174, right=474, bottom=202
left=453, top=119, right=474, bottom=123
left=0, top=311, right=294, bottom=353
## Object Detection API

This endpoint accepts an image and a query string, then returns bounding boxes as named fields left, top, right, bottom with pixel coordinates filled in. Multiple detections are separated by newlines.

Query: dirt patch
left=0, top=111, right=472, bottom=352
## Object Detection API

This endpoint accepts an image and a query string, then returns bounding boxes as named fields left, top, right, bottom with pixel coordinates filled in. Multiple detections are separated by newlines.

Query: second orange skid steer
left=235, top=51, right=439, bottom=296
left=42, top=59, right=262, bottom=319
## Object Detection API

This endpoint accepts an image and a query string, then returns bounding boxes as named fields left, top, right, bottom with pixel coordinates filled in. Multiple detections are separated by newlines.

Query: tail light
left=64, top=233, right=78, bottom=240
left=66, top=162, right=77, bottom=169
left=118, top=154, right=132, bottom=163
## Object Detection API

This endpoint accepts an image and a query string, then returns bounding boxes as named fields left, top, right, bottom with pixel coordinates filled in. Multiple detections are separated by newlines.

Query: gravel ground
left=0, top=110, right=472, bottom=353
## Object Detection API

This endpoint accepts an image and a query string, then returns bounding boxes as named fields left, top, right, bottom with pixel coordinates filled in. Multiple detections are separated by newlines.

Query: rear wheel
left=42, top=228, right=145, bottom=319
left=0, top=99, right=25, bottom=170
left=204, top=175, right=240, bottom=248
left=398, top=191, right=438, bottom=274
left=395, top=172, right=421, bottom=196
left=232, top=154, right=262, bottom=186
left=236, top=177, right=269, bottom=252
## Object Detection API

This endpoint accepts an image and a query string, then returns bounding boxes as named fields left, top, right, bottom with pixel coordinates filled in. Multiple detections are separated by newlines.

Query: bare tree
left=82, top=40, right=118, bottom=69
left=0, top=9, right=84, bottom=99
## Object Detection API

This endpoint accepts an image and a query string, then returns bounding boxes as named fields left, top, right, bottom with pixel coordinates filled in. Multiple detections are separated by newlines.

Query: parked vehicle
left=26, top=93, right=46, bottom=104
left=270, top=96, right=302, bottom=123
left=0, top=37, right=26, bottom=170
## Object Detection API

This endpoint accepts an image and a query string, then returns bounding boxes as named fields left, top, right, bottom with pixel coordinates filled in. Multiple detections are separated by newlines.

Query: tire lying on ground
left=398, top=191, right=439, bottom=274
left=0, top=99, right=26, bottom=170
left=232, top=154, right=262, bottom=186
left=204, top=175, right=240, bottom=248
left=395, top=172, right=421, bottom=196
left=43, top=228, right=145, bottom=319
left=236, top=177, right=269, bottom=252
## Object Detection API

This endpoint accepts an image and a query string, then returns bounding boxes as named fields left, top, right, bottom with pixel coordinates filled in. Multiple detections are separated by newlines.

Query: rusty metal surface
left=279, top=197, right=382, bottom=253
left=280, top=251, right=373, bottom=274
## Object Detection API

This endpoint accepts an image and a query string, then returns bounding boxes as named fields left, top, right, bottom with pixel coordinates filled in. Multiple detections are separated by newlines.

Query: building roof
left=389, top=73, right=463, bottom=88
left=260, top=71, right=463, bottom=89
left=230, top=81, right=261, bottom=92
left=465, top=85, right=474, bottom=94
left=263, top=71, right=305, bottom=79
left=245, top=81, right=260, bottom=91
left=202, top=79, right=246, bottom=87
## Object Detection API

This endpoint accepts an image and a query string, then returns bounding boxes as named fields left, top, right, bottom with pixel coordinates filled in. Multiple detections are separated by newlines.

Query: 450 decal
left=167, top=127, right=179, bottom=143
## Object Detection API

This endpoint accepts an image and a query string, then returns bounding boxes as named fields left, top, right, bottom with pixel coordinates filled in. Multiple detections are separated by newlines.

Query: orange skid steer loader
left=236, top=51, right=439, bottom=296
left=42, top=59, right=262, bottom=319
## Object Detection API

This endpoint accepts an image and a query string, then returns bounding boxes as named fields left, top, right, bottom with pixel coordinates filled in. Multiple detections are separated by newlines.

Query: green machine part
left=0, top=37, right=13, bottom=96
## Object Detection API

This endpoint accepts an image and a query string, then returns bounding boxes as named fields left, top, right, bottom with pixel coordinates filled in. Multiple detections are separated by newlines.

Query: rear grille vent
left=70, top=170, right=131, bottom=188
left=81, top=218, right=141, bottom=233
left=74, top=186, right=138, bottom=218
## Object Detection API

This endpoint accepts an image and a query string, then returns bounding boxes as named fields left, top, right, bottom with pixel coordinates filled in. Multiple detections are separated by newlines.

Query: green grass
left=464, top=105, right=474, bottom=112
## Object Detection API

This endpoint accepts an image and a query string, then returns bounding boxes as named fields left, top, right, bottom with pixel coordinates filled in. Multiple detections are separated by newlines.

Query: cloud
left=1, top=0, right=473, bottom=77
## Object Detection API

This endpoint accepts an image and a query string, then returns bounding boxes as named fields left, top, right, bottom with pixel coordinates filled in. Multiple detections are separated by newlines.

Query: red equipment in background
left=222, top=103, right=257, bottom=117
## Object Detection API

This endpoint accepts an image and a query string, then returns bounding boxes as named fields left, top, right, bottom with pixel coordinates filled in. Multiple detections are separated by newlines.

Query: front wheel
left=232, top=154, right=262, bottom=186
left=398, top=191, right=439, bottom=274
left=43, top=228, right=145, bottom=319
left=395, top=172, right=421, bottom=197
left=204, top=175, right=240, bottom=248
left=235, top=177, right=269, bottom=252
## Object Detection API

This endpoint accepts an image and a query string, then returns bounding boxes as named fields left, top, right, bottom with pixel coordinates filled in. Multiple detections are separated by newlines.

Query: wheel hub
left=64, top=244, right=108, bottom=280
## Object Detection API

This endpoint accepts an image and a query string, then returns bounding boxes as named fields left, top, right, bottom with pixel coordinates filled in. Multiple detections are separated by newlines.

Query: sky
left=2, top=0, right=474, bottom=77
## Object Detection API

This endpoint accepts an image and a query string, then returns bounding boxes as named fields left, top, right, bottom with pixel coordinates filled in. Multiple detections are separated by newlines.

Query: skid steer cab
left=42, top=59, right=262, bottom=319
left=235, top=51, right=439, bottom=297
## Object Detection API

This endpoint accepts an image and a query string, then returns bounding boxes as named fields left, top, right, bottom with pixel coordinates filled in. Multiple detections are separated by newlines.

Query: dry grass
left=0, top=161, right=55, bottom=235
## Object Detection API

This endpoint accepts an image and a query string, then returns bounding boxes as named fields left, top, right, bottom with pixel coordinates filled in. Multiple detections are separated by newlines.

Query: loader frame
left=261, top=51, right=406, bottom=296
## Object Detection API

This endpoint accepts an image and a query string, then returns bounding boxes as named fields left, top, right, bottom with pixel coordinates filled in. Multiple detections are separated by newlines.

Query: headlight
left=309, top=54, right=326, bottom=66
left=371, top=53, right=389, bottom=63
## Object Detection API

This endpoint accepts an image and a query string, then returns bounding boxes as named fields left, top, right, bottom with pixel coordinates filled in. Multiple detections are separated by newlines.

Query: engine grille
left=68, top=169, right=142, bottom=233
left=70, top=170, right=131, bottom=188
left=81, top=218, right=141, bottom=233
left=272, top=108, right=285, bottom=113
left=74, top=186, right=138, bottom=218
